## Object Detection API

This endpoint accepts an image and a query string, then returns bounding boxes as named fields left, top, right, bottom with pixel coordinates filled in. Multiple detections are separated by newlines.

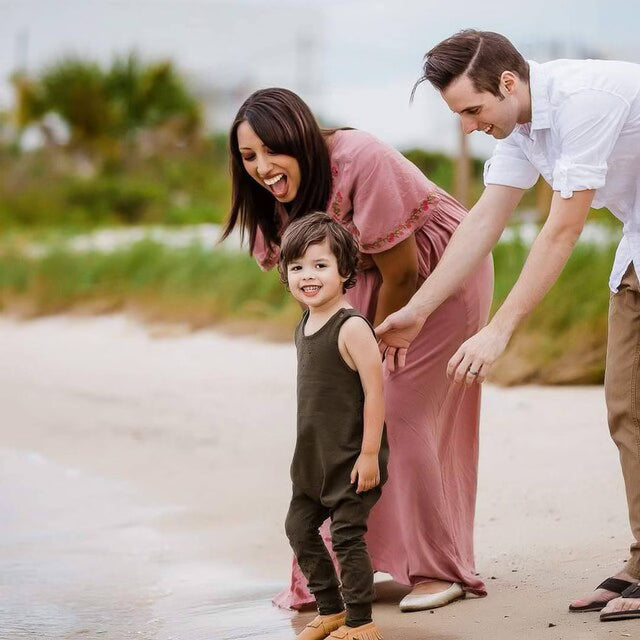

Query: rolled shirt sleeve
left=484, top=136, right=540, bottom=190
left=551, top=89, right=630, bottom=198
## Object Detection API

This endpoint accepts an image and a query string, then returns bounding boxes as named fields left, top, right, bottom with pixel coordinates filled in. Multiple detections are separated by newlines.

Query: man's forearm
left=491, top=223, right=581, bottom=335
left=408, top=186, right=522, bottom=319
left=490, top=189, right=593, bottom=336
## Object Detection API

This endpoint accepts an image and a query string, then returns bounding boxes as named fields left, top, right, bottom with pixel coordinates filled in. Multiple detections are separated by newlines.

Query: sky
left=2, top=0, right=639, bottom=156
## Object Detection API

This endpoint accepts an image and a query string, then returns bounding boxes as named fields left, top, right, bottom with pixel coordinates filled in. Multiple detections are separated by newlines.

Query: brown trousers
left=605, top=263, right=640, bottom=578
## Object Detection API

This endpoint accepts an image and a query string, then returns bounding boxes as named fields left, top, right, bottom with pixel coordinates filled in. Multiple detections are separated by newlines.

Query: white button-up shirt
left=484, top=59, right=640, bottom=291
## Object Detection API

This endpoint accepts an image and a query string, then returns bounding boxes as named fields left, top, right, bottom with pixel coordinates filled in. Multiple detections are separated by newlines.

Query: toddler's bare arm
left=339, top=317, right=384, bottom=493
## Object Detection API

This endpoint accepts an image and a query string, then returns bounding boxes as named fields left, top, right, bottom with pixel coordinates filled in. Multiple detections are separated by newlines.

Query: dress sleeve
left=550, top=89, right=630, bottom=198
left=350, top=138, right=440, bottom=254
left=484, top=135, right=540, bottom=189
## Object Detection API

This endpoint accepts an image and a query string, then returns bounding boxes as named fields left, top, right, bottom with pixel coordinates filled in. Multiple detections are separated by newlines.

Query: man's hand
left=350, top=453, right=380, bottom=494
left=375, top=306, right=426, bottom=372
left=447, top=188, right=594, bottom=386
left=447, top=322, right=510, bottom=384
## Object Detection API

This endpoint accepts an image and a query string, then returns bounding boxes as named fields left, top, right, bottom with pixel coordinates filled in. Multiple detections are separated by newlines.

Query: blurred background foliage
left=4, top=53, right=228, bottom=228
left=0, top=52, right=622, bottom=385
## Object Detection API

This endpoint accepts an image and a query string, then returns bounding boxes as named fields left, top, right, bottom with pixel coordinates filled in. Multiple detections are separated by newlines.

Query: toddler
left=279, top=212, right=388, bottom=640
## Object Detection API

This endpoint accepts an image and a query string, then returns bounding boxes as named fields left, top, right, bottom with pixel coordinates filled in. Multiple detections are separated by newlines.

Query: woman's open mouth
left=264, top=173, right=289, bottom=198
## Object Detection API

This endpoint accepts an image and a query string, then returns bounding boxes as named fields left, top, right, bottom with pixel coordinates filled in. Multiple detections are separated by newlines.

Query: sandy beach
left=0, top=314, right=636, bottom=639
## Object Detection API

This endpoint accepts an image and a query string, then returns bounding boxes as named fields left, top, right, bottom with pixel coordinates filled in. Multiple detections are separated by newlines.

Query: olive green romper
left=285, top=307, right=389, bottom=627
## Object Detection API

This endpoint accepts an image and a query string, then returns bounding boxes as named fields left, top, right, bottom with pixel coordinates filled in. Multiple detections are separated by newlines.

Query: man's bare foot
left=600, top=594, right=640, bottom=618
left=600, top=582, right=640, bottom=621
left=569, top=570, right=637, bottom=611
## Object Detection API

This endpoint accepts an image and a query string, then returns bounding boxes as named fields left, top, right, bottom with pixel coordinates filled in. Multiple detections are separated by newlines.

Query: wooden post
left=455, top=125, right=471, bottom=208
left=536, top=178, right=553, bottom=222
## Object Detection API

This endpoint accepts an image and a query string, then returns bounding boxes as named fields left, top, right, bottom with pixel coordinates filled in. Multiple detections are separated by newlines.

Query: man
left=376, top=29, right=640, bottom=622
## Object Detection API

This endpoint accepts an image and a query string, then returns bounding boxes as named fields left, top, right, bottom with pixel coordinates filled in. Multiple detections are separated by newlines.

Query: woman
left=222, top=88, right=493, bottom=611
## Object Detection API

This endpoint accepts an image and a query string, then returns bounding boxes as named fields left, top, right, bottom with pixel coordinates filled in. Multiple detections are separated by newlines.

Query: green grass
left=0, top=241, right=299, bottom=337
left=0, top=143, right=525, bottom=231
left=0, top=137, right=231, bottom=229
left=0, top=235, right=619, bottom=384
left=490, top=238, right=615, bottom=385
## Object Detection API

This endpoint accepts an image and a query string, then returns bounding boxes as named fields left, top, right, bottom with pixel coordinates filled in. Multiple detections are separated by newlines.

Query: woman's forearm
left=373, top=278, right=417, bottom=327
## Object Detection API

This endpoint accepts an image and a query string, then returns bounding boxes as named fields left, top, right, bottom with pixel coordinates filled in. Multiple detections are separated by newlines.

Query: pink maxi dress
left=252, top=130, right=494, bottom=607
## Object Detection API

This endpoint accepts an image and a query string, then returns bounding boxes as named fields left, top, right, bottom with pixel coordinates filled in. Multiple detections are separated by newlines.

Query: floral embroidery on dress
left=330, top=191, right=344, bottom=219
left=328, top=190, right=358, bottom=239
left=331, top=164, right=339, bottom=177
left=360, top=193, right=438, bottom=252
left=327, top=191, right=360, bottom=246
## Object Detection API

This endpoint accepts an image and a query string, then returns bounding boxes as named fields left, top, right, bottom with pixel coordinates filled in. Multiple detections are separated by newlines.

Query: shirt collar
left=517, top=60, right=550, bottom=137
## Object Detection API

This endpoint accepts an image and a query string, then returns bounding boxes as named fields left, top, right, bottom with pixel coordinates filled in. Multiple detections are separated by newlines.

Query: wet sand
left=0, top=314, right=636, bottom=639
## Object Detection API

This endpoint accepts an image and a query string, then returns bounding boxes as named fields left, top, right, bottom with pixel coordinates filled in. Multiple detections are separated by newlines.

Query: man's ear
left=501, top=70, right=517, bottom=94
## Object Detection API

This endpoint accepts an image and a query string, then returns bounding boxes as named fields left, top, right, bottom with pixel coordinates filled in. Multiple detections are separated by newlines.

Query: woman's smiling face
left=237, top=120, right=302, bottom=203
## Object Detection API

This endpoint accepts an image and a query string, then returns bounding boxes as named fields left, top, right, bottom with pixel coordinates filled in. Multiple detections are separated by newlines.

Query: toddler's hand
left=350, top=453, right=380, bottom=494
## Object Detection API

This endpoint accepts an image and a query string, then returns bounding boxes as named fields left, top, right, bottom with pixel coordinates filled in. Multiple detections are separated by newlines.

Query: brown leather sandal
left=600, top=583, right=640, bottom=621
left=569, top=577, right=634, bottom=612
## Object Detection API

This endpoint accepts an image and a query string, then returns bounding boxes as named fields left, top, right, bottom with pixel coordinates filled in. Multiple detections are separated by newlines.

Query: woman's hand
left=375, top=306, right=426, bottom=372
left=350, top=453, right=380, bottom=494
left=446, top=322, right=510, bottom=385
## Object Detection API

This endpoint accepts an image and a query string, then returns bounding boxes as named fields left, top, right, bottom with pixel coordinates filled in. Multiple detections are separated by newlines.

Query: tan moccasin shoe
left=297, top=611, right=347, bottom=640
left=328, top=622, right=382, bottom=640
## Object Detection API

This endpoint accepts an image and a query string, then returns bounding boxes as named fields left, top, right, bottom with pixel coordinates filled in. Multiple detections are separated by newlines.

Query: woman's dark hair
left=221, top=88, right=333, bottom=255
left=412, top=29, right=529, bottom=100
left=278, top=212, right=359, bottom=293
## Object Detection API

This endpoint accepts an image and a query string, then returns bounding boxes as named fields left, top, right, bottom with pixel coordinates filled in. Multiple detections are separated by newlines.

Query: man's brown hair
left=413, top=29, right=529, bottom=99
left=278, top=212, right=359, bottom=293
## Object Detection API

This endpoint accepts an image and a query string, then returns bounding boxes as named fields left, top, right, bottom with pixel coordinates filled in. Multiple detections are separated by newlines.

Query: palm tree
left=106, top=53, right=200, bottom=138
left=11, top=53, right=201, bottom=150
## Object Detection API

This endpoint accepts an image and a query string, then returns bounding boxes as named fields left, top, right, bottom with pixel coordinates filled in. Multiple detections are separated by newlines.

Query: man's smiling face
left=441, top=72, right=522, bottom=140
